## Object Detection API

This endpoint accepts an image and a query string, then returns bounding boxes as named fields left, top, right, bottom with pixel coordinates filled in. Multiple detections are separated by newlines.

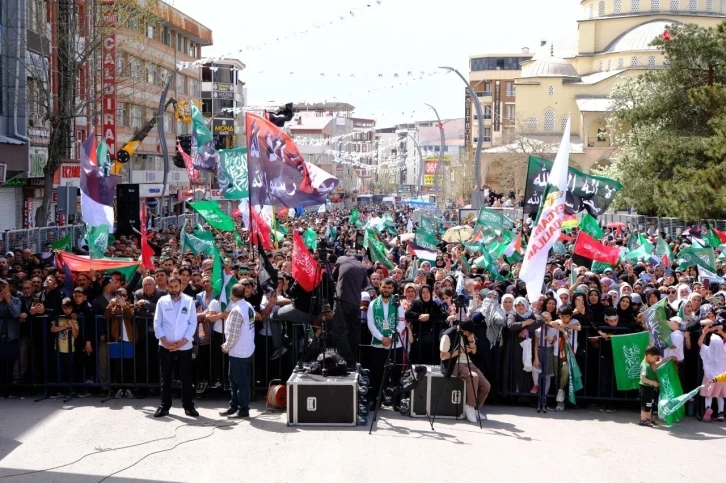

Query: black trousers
left=159, top=347, right=194, bottom=409
left=331, top=300, right=361, bottom=365
left=370, top=346, right=404, bottom=405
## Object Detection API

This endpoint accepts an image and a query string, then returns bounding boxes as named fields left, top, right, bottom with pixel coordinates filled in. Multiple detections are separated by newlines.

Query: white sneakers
left=464, top=405, right=478, bottom=423
left=556, top=389, right=565, bottom=403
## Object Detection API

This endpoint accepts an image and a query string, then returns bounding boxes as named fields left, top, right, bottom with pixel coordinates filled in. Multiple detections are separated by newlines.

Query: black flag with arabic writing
left=523, top=156, right=622, bottom=217
left=245, top=112, right=338, bottom=208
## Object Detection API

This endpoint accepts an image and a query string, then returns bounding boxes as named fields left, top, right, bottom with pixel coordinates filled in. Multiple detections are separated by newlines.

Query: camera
left=455, top=294, right=467, bottom=309
left=391, top=294, right=400, bottom=308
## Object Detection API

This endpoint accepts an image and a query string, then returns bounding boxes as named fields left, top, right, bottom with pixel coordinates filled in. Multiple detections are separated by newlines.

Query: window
left=721, top=0, right=725, bottom=13
left=28, top=0, right=47, bottom=33
left=27, top=78, right=42, bottom=116
left=528, top=116, right=537, bottom=131
left=504, top=104, right=516, bottom=121
left=561, top=117, right=569, bottom=131
left=651, top=0, right=660, bottom=10
left=164, top=112, right=174, bottom=133
left=160, top=68, right=170, bottom=86
left=599, top=1, right=606, bottom=15
left=146, top=22, right=157, bottom=40
left=664, top=56, right=671, bottom=65
left=631, top=56, right=639, bottom=66
left=188, top=78, right=198, bottom=97
left=505, top=81, right=515, bottom=96
left=618, top=57, right=624, bottom=68
left=116, top=54, right=125, bottom=76
left=689, top=0, right=697, bottom=11
left=188, top=41, right=197, bottom=58
left=632, top=0, right=641, bottom=11
left=177, top=73, right=186, bottom=94
left=598, top=61, right=603, bottom=71
left=671, top=0, right=679, bottom=11
left=129, top=57, right=142, bottom=80
left=707, top=0, right=713, bottom=11
left=548, top=85, right=554, bottom=95
left=607, top=59, right=611, bottom=71
left=483, top=105, right=492, bottom=119
left=483, top=128, right=492, bottom=142
left=484, top=81, right=492, bottom=95
left=177, top=34, right=184, bottom=52
left=589, top=4, right=594, bottom=17
left=130, top=105, right=143, bottom=130
left=146, top=63, right=157, bottom=85
left=544, top=109, right=555, bottom=131
left=162, top=27, right=171, bottom=46
left=614, top=0, right=622, bottom=13
left=648, top=55, right=656, bottom=67
left=117, top=103, right=127, bottom=126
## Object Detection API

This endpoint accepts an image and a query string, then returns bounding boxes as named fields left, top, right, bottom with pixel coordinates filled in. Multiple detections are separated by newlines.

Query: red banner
left=102, top=2, right=117, bottom=159
left=573, top=231, right=620, bottom=265
left=292, top=232, right=322, bottom=292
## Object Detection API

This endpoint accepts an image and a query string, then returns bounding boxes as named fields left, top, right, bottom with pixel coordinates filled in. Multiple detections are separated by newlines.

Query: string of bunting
left=176, top=0, right=385, bottom=70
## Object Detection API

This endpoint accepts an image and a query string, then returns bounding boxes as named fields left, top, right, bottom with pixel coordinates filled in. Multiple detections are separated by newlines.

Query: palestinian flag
left=80, top=131, right=118, bottom=228
left=503, top=232, right=523, bottom=264
left=572, top=231, right=620, bottom=268
left=705, top=226, right=726, bottom=248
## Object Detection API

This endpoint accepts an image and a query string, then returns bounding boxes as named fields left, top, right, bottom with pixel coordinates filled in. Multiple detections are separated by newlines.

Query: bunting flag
left=80, top=131, right=118, bottom=228
left=246, top=112, right=338, bottom=207
left=51, top=232, right=72, bottom=252
left=642, top=298, right=672, bottom=350
left=303, top=227, right=318, bottom=250
left=566, top=341, right=583, bottom=405
left=364, top=228, right=394, bottom=270
left=572, top=231, right=620, bottom=268
left=216, top=147, right=248, bottom=199
left=250, top=206, right=274, bottom=251
left=579, top=213, right=604, bottom=239
left=654, top=360, right=686, bottom=425
left=256, top=238, right=279, bottom=295
left=523, top=155, right=622, bottom=216
left=677, top=246, right=717, bottom=272
left=86, top=224, right=110, bottom=259
left=610, top=331, right=650, bottom=391
left=188, top=200, right=237, bottom=232
left=520, top=116, right=571, bottom=302
left=139, top=202, right=155, bottom=271
left=190, top=104, right=219, bottom=172
left=176, top=141, right=199, bottom=183
left=292, top=231, right=323, bottom=292
left=698, top=265, right=725, bottom=285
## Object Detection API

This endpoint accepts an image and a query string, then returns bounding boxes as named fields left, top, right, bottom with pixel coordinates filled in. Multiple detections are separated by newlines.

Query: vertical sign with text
left=102, top=1, right=117, bottom=159
left=494, top=81, right=501, bottom=132
left=464, top=88, right=471, bottom=148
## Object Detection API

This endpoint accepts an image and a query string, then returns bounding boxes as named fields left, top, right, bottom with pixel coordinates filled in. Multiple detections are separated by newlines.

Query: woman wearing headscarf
left=405, top=285, right=449, bottom=364
left=400, top=283, right=418, bottom=312
left=556, top=288, right=570, bottom=307
left=588, top=289, right=605, bottom=326
left=616, top=294, right=636, bottom=330
left=542, top=296, right=559, bottom=320
left=502, top=297, right=543, bottom=396
left=471, top=292, right=507, bottom=393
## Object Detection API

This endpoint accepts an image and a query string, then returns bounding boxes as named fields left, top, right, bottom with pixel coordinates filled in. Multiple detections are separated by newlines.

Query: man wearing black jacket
left=331, top=252, right=369, bottom=368
left=72, top=287, right=97, bottom=384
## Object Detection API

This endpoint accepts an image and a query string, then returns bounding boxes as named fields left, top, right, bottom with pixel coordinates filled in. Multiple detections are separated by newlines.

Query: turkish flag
left=292, top=232, right=322, bottom=292
left=572, top=231, right=620, bottom=268
left=139, top=202, right=155, bottom=271
left=250, top=206, right=273, bottom=251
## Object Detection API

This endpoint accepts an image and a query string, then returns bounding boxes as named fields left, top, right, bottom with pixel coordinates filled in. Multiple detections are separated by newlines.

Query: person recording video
left=366, top=278, right=405, bottom=409
left=440, top=320, right=491, bottom=423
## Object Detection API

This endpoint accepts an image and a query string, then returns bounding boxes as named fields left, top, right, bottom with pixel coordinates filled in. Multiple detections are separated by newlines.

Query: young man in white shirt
left=219, top=284, right=256, bottom=419
left=153, top=277, right=198, bottom=418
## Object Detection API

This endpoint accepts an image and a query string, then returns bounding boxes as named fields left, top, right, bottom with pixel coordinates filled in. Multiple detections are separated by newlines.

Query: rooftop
left=521, top=55, right=580, bottom=79
left=603, top=19, right=678, bottom=53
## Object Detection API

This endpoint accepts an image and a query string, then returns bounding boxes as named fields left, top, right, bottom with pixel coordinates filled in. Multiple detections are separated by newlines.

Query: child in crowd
left=698, top=326, right=726, bottom=422
left=552, top=305, right=581, bottom=411
left=532, top=311, right=557, bottom=397
left=50, top=298, right=79, bottom=388
left=639, top=346, right=666, bottom=427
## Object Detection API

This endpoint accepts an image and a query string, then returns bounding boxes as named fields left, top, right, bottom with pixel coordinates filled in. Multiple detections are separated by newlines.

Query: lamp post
left=439, top=66, right=483, bottom=209
left=405, top=132, right=425, bottom=197
left=424, top=103, right=446, bottom=209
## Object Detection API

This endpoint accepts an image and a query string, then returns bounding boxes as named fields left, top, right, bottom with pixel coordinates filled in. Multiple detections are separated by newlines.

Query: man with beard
left=153, top=277, right=198, bottom=418
left=331, top=247, right=369, bottom=369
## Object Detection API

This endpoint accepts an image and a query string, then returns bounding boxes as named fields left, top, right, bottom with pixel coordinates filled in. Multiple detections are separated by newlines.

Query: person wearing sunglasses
left=105, top=288, right=137, bottom=399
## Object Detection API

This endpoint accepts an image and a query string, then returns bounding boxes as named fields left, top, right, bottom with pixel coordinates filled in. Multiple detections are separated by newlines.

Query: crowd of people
left=1, top=202, right=725, bottom=426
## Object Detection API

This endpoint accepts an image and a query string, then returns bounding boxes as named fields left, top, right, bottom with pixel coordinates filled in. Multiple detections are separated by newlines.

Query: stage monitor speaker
left=116, top=183, right=140, bottom=236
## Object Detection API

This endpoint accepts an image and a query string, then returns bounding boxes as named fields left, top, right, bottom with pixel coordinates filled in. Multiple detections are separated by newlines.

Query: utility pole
left=425, top=103, right=446, bottom=209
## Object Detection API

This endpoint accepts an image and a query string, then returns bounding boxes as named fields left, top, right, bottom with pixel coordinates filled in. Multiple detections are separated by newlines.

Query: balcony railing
left=505, top=90, right=516, bottom=97
left=476, top=91, right=492, bottom=97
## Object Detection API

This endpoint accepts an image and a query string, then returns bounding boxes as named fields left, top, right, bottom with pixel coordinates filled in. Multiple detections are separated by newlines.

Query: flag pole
left=272, top=207, right=279, bottom=250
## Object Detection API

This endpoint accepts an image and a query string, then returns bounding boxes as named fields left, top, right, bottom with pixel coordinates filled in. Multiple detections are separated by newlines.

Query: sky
left=168, top=0, right=581, bottom=127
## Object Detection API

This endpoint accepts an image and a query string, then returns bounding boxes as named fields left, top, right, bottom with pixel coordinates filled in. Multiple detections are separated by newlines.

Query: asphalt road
left=0, top=397, right=723, bottom=483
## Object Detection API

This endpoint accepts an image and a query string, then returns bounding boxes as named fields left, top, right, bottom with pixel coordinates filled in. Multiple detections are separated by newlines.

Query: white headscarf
left=676, top=283, right=692, bottom=300
left=501, top=294, right=516, bottom=315
left=556, top=288, right=570, bottom=308
left=513, top=296, right=532, bottom=318
left=701, top=334, right=726, bottom=379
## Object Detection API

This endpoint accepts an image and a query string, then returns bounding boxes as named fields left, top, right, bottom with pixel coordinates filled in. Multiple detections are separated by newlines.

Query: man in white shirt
left=219, top=284, right=255, bottom=419
left=153, top=277, right=198, bottom=418
left=366, top=278, right=405, bottom=409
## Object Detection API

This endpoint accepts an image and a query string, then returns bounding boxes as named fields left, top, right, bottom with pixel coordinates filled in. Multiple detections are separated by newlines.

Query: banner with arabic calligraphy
left=523, top=156, right=622, bottom=217
left=245, top=112, right=339, bottom=208
left=216, top=147, right=248, bottom=200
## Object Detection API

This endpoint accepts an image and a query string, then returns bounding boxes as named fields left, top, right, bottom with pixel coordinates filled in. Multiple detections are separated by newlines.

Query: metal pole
left=407, top=133, right=425, bottom=198
left=424, top=103, right=445, bottom=208
left=157, top=68, right=176, bottom=216
left=439, top=66, right=482, bottom=209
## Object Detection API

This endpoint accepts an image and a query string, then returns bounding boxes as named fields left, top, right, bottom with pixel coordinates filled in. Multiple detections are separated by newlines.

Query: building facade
left=475, top=0, right=726, bottom=195
left=201, top=58, right=246, bottom=149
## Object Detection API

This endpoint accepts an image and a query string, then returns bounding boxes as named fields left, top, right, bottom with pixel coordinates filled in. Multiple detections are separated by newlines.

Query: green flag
left=654, top=236, right=674, bottom=263
left=86, top=224, right=110, bottom=259
left=189, top=200, right=236, bottom=232
left=414, top=228, right=439, bottom=252
left=642, top=298, right=672, bottom=350
left=420, top=214, right=442, bottom=235
left=552, top=241, right=567, bottom=255
left=191, top=104, right=213, bottom=146
left=590, top=261, right=612, bottom=273
left=52, top=232, right=72, bottom=252
left=566, top=341, right=583, bottom=405
left=569, top=264, right=579, bottom=287
left=219, top=271, right=237, bottom=310
left=97, top=139, right=110, bottom=172
left=217, top=147, right=248, bottom=199
left=677, top=246, right=717, bottom=272
left=304, top=228, right=318, bottom=250
left=349, top=208, right=359, bottom=226
left=655, top=360, right=686, bottom=425
left=211, top=246, right=223, bottom=297
left=611, top=331, right=650, bottom=391
left=622, top=244, right=653, bottom=263
left=579, top=213, right=604, bottom=240
left=473, top=206, right=514, bottom=235
left=181, top=219, right=215, bottom=256
left=365, top=229, right=394, bottom=270
left=474, top=250, right=505, bottom=282
left=463, top=241, right=484, bottom=254
left=692, top=237, right=707, bottom=248
left=377, top=213, right=397, bottom=236
left=658, top=384, right=704, bottom=426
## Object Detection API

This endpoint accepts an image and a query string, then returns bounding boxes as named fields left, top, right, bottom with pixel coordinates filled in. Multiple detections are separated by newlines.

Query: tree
left=609, top=22, right=726, bottom=219
left=3, top=0, right=157, bottom=227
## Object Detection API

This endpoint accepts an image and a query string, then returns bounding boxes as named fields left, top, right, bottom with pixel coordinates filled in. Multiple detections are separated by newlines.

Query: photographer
left=440, top=319, right=490, bottom=423
left=366, top=278, right=405, bottom=409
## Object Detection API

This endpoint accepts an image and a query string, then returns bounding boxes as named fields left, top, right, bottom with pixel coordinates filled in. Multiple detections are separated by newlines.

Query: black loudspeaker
left=116, top=184, right=140, bottom=236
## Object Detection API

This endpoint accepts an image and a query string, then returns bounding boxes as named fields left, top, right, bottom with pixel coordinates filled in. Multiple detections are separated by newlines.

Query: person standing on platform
left=153, top=277, right=198, bottom=418
left=332, top=251, right=369, bottom=368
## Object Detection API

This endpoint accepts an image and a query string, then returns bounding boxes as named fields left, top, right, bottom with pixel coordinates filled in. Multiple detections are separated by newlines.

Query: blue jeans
left=228, top=356, right=251, bottom=414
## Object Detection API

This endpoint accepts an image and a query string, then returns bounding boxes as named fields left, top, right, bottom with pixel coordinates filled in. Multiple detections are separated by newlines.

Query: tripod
left=368, top=297, right=403, bottom=434
left=294, top=258, right=332, bottom=375
left=430, top=304, right=483, bottom=430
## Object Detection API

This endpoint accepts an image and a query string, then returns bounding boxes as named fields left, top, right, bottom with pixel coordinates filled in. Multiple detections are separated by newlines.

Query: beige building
left=477, top=0, right=726, bottom=195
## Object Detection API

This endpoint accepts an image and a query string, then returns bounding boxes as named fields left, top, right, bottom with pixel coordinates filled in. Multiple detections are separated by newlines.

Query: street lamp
left=424, top=103, right=447, bottom=209
left=439, top=66, right=483, bottom=209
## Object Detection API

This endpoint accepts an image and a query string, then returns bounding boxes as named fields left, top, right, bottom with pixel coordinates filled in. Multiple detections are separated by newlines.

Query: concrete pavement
left=0, top=397, right=723, bottom=482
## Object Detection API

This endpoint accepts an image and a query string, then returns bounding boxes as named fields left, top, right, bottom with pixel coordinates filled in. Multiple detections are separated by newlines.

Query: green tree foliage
left=609, top=22, right=726, bottom=219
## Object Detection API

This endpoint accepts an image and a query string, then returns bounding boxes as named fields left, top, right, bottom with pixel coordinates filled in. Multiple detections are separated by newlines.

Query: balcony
left=505, top=90, right=516, bottom=97
left=476, top=91, right=492, bottom=97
